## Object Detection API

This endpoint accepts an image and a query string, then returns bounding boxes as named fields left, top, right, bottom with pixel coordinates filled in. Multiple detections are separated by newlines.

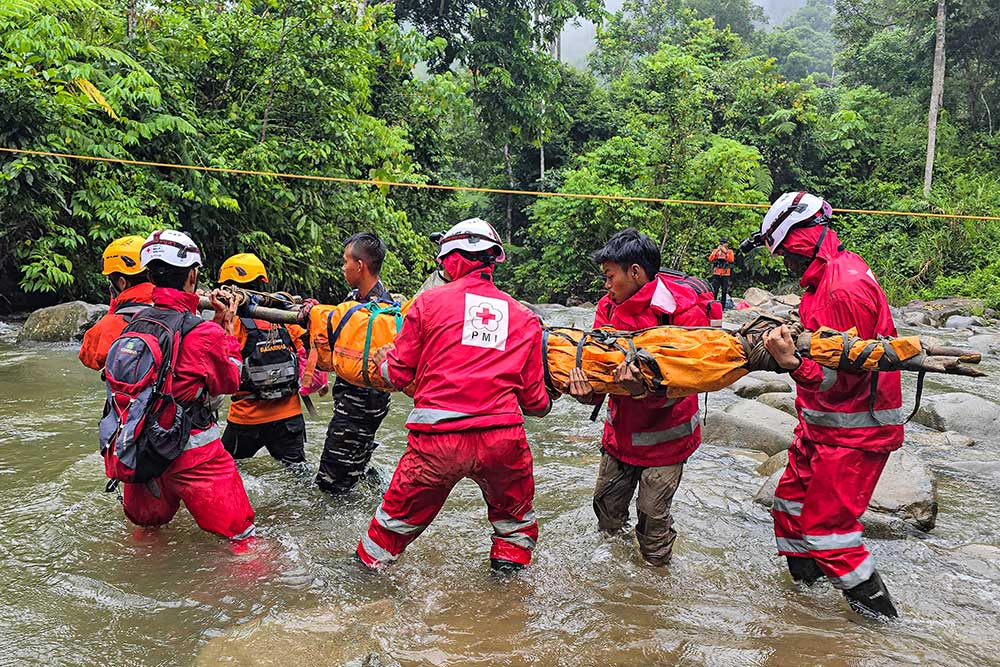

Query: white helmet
left=436, top=217, right=505, bottom=262
left=759, top=191, right=832, bottom=253
left=140, top=230, right=202, bottom=268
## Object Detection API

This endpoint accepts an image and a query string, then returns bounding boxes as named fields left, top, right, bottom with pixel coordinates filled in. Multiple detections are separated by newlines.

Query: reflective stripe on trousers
left=375, top=504, right=426, bottom=536
left=828, top=553, right=875, bottom=590
left=360, top=532, right=398, bottom=564
left=801, top=408, right=904, bottom=428
left=185, top=425, right=221, bottom=451
left=631, top=413, right=699, bottom=447
left=776, top=530, right=863, bottom=553
left=406, top=408, right=476, bottom=425
left=491, top=510, right=537, bottom=550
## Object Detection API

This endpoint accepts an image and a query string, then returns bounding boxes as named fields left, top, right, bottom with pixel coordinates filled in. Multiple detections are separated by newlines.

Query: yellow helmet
left=218, top=253, right=268, bottom=284
left=101, top=235, right=146, bottom=276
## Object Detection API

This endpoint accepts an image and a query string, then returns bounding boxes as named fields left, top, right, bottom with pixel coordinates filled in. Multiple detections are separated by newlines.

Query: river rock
left=943, top=315, right=987, bottom=329
left=756, top=392, right=797, bottom=417
left=908, top=430, right=976, bottom=447
left=756, top=449, right=788, bottom=477
left=904, top=298, right=984, bottom=327
left=754, top=449, right=938, bottom=535
left=702, top=401, right=796, bottom=455
left=772, top=294, right=801, bottom=307
left=18, top=301, right=108, bottom=343
left=743, top=287, right=774, bottom=307
left=732, top=376, right=792, bottom=399
left=947, top=544, right=1000, bottom=578
left=902, top=311, right=933, bottom=327
left=913, top=393, right=1000, bottom=444
left=965, top=334, right=1000, bottom=356
left=526, top=303, right=595, bottom=328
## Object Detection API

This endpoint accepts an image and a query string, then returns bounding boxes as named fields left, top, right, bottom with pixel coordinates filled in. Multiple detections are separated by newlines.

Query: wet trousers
left=316, top=379, right=390, bottom=494
left=122, top=438, right=256, bottom=540
left=710, top=274, right=730, bottom=309
left=222, top=414, right=306, bottom=465
left=593, top=451, right=685, bottom=566
left=772, top=437, right=889, bottom=589
left=357, top=425, right=538, bottom=567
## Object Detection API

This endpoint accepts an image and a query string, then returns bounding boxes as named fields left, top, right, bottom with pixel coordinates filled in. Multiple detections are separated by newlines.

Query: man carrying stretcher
left=568, top=228, right=712, bottom=567
left=356, top=218, right=553, bottom=573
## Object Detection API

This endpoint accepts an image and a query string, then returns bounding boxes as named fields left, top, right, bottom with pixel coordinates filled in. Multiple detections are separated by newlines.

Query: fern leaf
left=71, top=77, right=120, bottom=120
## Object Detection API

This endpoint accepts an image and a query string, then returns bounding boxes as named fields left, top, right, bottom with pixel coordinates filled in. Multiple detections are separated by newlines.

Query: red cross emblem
left=469, top=302, right=503, bottom=331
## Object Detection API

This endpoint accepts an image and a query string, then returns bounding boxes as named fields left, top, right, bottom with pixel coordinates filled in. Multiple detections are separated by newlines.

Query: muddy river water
left=0, top=315, right=998, bottom=666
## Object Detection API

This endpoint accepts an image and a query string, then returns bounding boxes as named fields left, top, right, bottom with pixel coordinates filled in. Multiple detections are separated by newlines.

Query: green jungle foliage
left=1, top=0, right=999, bottom=310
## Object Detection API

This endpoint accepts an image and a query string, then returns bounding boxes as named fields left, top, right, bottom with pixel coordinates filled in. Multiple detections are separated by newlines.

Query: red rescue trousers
left=772, top=437, right=889, bottom=589
left=122, top=436, right=256, bottom=540
left=357, top=425, right=538, bottom=567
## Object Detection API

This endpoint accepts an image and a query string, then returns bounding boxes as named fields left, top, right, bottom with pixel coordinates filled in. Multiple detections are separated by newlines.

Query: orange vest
left=709, top=247, right=734, bottom=276
left=78, top=282, right=155, bottom=370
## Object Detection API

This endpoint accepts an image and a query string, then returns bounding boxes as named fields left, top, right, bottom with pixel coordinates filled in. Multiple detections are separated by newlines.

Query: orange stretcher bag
left=805, top=326, right=923, bottom=371
left=307, top=299, right=413, bottom=392
left=542, top=326, right=750, bottom=398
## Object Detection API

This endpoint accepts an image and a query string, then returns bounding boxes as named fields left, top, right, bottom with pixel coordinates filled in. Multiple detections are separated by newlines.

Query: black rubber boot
left=843, top=571, right=899, bottom=619
left=490, top=558, right=525, bottom=575
left=787, top=556, right=824, bottom=585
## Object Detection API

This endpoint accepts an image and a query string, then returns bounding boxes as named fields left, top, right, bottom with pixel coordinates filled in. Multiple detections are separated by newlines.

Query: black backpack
left=237, top=318, right=299, bottom=401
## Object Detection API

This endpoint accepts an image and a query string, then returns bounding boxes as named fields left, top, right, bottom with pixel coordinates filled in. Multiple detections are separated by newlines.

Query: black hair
left=147, top=260, right=194, bottom=290
left=109, top=271, right=150, bottom=288
left=592, top=228, right=661, bottom=279
left=345, top=231, right=386, bottom=275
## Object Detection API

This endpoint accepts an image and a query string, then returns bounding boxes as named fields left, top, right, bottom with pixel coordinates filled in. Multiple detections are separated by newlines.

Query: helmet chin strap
left=810, top=225, right=829, bottom=262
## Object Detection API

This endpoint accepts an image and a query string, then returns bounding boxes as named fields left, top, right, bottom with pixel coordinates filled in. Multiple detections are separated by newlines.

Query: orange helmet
left=101, top=235, right=146, bottom=275
left=218, top=253, right=268, bottom=284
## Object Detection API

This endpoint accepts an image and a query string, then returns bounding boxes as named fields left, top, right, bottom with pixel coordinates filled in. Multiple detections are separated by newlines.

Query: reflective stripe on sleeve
left=407, top=408, right=476, bottom=425
left=818, top=367, right=838, bottom=392
left=380, top=360, right=391, bottom=384
left=828, top=554, right=875, bottom=590
left=772, top=496, right=803, bottom=517
left=375, top=505, right=426, bottom=536
left=185, top=424, right=220, bottom=450
left=491, top=511, right=537, bottom=535
left=360, top=532, right=397, bottom=564
left=631, top=414, right=699, bottom=447
left=775, top=537, right=810, bottom=554
left=803, top=530, right=863, bottom=551
left=801, top=408, right=904, bottom=428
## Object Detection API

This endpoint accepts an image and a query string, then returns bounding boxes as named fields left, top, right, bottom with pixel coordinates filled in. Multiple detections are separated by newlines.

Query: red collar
left=151, top=287, right=199, bottom=314
left=111, top=282, right=154, bottom=307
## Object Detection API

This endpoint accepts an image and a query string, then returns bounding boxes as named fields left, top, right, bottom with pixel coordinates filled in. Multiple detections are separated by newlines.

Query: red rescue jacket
left=380, top=265, right=550, bottom=433
left=149, top=288, right=243, bottom=440
left=593, top=272, right=710, bottom=467
left=79, top=282, right=155, bottom=370
left=786, top=227, right=904, bottom=453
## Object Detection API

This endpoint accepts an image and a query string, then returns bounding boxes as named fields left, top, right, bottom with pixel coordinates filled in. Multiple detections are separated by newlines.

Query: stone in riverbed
left=731, top=376, right=792, bottom=399
left=908, top=430, right=975, bottom=448
left=943, top=315, right=987, bottom=329
left=18, top=301, right=108, bottom=343
left=702, top=401, right=796, bottom=456
left=965, top=334, right=1000, bottom=356
left=742, top=287, right=774, bottom=307
left=912, top=392, right=1000, bottom=445
left=754, top=449, right=938, bottom=535
left=756, top=392, right=797, bottom=417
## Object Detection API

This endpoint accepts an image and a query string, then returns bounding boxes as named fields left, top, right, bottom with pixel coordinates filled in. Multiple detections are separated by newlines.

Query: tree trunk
left=503, top=142, right=514, bottom=242
left=923, top=0, right=947, bottom=198
left=259, top=7, right=292, bottom=144
left=126, top=0, right=137, bottom=40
